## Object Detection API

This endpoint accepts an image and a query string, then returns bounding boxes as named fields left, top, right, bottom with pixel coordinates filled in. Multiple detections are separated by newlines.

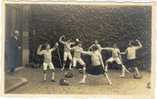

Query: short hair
left=92, top=45, right=99, bottom=51
left=129, top=41, right=134, bottom=45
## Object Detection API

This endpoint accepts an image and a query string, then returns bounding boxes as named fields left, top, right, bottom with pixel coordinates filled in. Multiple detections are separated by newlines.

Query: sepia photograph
left=3, top=2, right=154, bottom=98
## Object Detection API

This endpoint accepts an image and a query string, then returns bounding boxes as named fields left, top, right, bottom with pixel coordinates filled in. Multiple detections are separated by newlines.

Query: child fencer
left=59, top=35, right=75, bottom=71
left=122, top=39, right=143, bottom=78
left=37, top=43, right=58, bottom=81
left=81, top=46, right=112, bottom=85
left=103, top=44, right=130, bottom=78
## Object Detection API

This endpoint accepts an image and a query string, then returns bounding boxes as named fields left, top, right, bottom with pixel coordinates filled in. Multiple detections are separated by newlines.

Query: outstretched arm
left=69, top=42, right=76, bottom=46
left=37, top=45, right=44, bottom=55
left=59, top=35, right=66, bottom=44
left=101, top=47, right=113, bottom=51
left=81, top=50, right=92, bottom=56
left=136, top=39, right=143, bottom=49
left=121, top=49, right=127, bottom=55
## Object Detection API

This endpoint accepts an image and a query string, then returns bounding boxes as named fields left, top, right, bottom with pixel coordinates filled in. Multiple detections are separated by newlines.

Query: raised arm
left=59, top=35, right=66, bottom=44
left=50, top=42, right=59, bottom=52
left=136, top=39, right=143, bottom=49
left=88, top=44, right=95, bottom=51
left=37, top=45, right=44, bottom=55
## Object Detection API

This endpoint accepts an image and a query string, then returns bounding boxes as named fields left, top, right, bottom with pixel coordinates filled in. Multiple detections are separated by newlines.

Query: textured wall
left=28, top=5, right=151, bottom=69
left=6, top=5, right=152, bottom=69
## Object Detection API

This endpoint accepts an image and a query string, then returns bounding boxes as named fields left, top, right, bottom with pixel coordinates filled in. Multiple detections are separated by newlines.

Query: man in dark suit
left=6, top=30, right=21, bottom=73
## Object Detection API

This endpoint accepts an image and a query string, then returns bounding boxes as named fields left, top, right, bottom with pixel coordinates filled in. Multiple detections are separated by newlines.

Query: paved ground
left=5, top=74, right=28, bottom=93
left=5, top=67, right=152, bottom=96
left=5, top=66, right=28, bottom=93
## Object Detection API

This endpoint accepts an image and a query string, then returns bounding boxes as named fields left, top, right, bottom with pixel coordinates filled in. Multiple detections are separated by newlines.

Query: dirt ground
left=5, top=67, right=152, bottom=96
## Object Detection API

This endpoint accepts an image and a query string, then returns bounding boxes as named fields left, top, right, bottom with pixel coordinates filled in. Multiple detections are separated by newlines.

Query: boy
left=122, top=39, right=142, bottom=78
left=81, top=46, right=112, bottom=85
left=103, top=44, right=130, bottom=78
left=59, top=35, right=75, bottom=71
left=37, top=43, right=58, bottom=81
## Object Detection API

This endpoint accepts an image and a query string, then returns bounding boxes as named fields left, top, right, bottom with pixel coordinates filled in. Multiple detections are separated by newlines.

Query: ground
left=5, top=67, right=152, bottom=96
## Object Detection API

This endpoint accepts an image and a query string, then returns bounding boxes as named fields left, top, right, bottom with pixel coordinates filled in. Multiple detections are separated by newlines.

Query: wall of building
left=5, top=4, right=30, bottom=68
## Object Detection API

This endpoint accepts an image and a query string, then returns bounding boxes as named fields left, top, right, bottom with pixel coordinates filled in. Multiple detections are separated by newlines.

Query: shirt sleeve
left=88, top=44, right=95, bottom=50
left=70, top=42, right=75, bottom=45
left=125, top=48, right=128, bottom=54
left=50, top=48, right=55, bottom=52
left=102, top=47, right=113, bottom=51
left=118, top=49, right=121, bottom=53
left=81, top=51, right=92, bottom=55
left=59, top=39, right=66, bottom=44
left=37, top=50, right=45, bottom=55
left=134, top=46, right=141, bottom=50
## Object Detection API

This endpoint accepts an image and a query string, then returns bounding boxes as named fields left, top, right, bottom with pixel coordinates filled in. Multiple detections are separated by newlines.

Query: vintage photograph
left=4, top=2, right=152, bottom=97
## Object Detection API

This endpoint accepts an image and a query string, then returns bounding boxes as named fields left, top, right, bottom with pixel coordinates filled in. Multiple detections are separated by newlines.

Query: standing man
left=122, top=39, right=143, bottom=78
left=59, top=35, right=75, bottom=71
left=71, top=39, right=86, bottom=68
left=103, top=44, right=130, bottom=78
left=6, top=30, right=21, bottom=73
left=37, top=43, right=58, bottom=81
left=70, top=40, right=87, bottom=83
left=81, top=46, right=112, bottom=85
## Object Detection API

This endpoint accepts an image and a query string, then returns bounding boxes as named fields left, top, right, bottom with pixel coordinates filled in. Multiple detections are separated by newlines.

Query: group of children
left=37, top=35, right=143, bottom=85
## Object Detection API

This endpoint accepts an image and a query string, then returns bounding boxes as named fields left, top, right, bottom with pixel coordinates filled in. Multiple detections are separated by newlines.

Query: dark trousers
left=7, top=50, right=19, bottom=72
